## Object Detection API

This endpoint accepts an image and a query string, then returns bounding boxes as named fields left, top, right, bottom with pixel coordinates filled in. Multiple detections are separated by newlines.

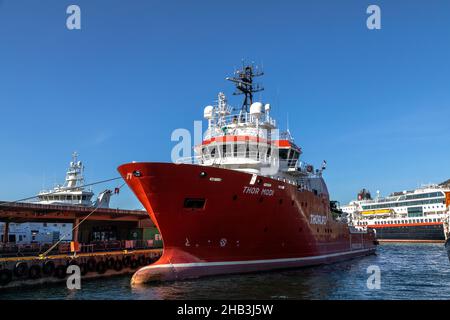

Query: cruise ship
left=341, top=185, right=450, bottom=242
left=118, top=63, right=376, bottom=284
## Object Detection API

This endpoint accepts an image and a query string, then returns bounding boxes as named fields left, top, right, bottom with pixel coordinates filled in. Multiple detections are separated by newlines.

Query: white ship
left=37, top=152, right=111, bottom=208
left=341, top=185, right=450, bottom=241
left=0, top=153, right=111, bottom=245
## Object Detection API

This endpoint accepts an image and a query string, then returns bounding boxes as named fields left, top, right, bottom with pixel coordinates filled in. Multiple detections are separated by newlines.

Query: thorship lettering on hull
left=118, top=63, right=377, bottom=284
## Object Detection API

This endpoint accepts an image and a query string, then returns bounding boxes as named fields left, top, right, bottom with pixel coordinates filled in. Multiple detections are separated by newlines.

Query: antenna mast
left=226, top=61, right=264, bottom=112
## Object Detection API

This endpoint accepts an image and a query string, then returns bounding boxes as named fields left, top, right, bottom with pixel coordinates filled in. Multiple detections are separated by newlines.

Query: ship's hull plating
left=370, top=224, right=445, bottom=242
left=118, top=163, right=376, bottom=283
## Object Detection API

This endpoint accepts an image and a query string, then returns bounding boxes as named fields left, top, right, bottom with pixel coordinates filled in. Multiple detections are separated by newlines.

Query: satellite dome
left=204, top=105, right=214, bottom=119
left=250, top=102, right=263, bottom=115
left=264, top=103, right=271, bottom=112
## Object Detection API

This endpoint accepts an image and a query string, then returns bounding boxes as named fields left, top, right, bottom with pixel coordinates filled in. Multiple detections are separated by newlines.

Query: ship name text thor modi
left=341, top=185, right=450, bottom=242
left=118, top=63, right=377, bottom=284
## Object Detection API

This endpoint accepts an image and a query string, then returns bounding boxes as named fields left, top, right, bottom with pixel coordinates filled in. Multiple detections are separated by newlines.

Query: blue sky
left=0, top=0, right=449, bottom=209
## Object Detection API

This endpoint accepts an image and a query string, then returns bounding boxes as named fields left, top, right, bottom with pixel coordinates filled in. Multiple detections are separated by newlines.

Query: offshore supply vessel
left=118, top=64, right=377, bottom=283
left=341, top=186, right=450, bottom=242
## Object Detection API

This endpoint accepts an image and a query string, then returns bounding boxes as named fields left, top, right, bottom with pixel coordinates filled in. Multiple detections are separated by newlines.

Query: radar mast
left=226, top=61, right=264, bottom=112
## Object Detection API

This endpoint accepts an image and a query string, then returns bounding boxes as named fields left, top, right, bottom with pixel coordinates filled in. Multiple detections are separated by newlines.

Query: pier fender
left=14, top=262, right=28, bottom=278
left=145, top=256, right=153, bottom=265
left=113, top=259, right=123, bottom=272
left=28, top=265, right=42, bottom=280
left=87, top=258, right=97, bottom=272
left=130, top=258, right=139, bottom=269
left=122, top=256, right=131, bottom=267
left=0, top=269, right=13, bottom=286
left=106, top=258, right=115, bottom=270
left=54, top=265, right=67, bottom=279
left=43, top=260, right=55, bottom=276
left=96, top=261, right=107, bottom=274
left=79, top=263, right=88, bottom=276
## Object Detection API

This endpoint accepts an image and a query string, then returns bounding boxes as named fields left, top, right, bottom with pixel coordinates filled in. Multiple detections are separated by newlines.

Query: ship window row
left=201, top=143, right=299, bottom=165
left=370, top=218, right=440, bottom=225
left=357, top=218, right=440, bottom=226
left=403, top=192, right=444, bottom=200
left=203, top=143, right=270, bottom=160
left=42, top=195, right=88, bottom=201
left=361, top=198, right=444, bottom=210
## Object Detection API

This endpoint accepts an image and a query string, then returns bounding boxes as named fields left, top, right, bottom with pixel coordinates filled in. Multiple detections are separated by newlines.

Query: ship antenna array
left=226, top=61, right=264, bottom=112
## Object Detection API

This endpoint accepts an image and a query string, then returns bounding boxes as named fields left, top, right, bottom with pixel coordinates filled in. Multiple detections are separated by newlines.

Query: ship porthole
left=232, top=195, right=238, bottom=201
left=200, top=171, right=207, bottom=178
left=279, top=199, right=283, bottom=205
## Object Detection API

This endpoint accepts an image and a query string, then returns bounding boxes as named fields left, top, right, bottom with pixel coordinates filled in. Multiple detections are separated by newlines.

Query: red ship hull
left=118, top=162, right=376, bottom=284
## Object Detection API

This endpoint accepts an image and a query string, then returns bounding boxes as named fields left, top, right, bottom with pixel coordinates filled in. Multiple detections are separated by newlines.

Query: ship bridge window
left=279, top=149, right=289, bottom=160
left=183, top=198, right=206, bottom=209
left=222, top=144, right=228, bottom=158
left=288, top=150, right=300, bottom=167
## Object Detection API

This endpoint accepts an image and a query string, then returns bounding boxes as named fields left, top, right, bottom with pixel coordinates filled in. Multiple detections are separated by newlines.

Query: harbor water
left=1, top=243, right=449, bottom=300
